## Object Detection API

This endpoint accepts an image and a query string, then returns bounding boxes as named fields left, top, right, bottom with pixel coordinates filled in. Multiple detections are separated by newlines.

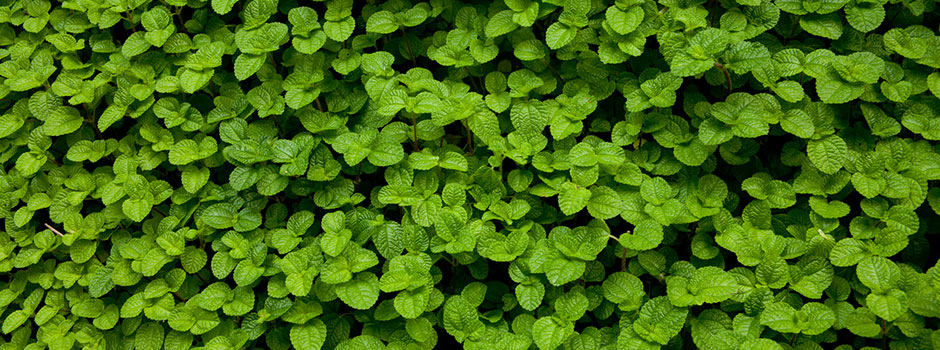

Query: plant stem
left=86, top=118, right=105, bottom=139
left=541, top=57, right=564, bottom=83
left=195, top=272, right=207, bottom=284
left=464, top=67, right=480, bottom=92
left=45, top=155, right=61, bottom=166
left=174, top=8, right=185, bottom=30
left=45, top=223, right=65, bottom=236
left=272, top=115, right=286, bottom=137
left=126, top=11, right=136, bottom=31
left=355, top=162, right=362, bottom=184
left=411, top=111, right=419, bottom=151
left=707, top=0, right=717, bottom=27
left=152, top=206, right=168, bottom=217
left=886, top=7, right=902, bottom=26
left=464, top=120, right=474, bottom=155
left=267, top=53, right=279, bottom=74
left=882, top=319, right=888, bottom=350
left=173, top=202, right=201, bottom=230
left=621, top=246, right=628, bottom=272
left=401, top=28, right=417, bottom=66
left=714, top=61, right=732, bottom=93
left=790, top=14, right=799, bottom=38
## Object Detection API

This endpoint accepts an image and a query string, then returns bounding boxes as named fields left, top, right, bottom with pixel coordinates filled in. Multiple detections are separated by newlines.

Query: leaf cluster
left=1, top=0, right=940, bottom=349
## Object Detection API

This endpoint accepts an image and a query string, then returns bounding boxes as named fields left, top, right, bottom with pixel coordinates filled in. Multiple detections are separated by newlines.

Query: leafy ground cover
left=1, top=0, right=940, bottom=349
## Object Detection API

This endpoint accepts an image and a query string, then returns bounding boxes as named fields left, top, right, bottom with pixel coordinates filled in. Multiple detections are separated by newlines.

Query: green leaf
left=532, top=316, right=573, bottom=350
left=867, top=289, right=908, bottom=321
left=290, top=320, right=327, bottom=350
left=883, top=26, right=932, bottom=59
left=641, top=177, right=676, bottom=205
left=723, top=42, right=771, bottom=74
left=241, top=0, right=278, bottom=28
left=516, top=282, right=545, bottom=311
left=901, top=103, right=940, bottom=140
left=789, top=257, right=834, bottom=299
left=780, top=109, right=814, bottom=139
left=395, top=287, right=431, bottom=319
left=122, top=32, right=152, bottom=57
left=202, top=203, right=238, bottom=229
left=335, top=272, right=381, bottom=309
left=620, top=220, right=664, bottom=251
left=366, top=11, right=398, bottom=34
left=806, top=134, right=847, bottom=174
left=831, top=52, right=883, bottom=84
left=123, top=198, right=152, bottom=222
left=671, top=52, right=713, bottom=77
left=798, top=303, right=836, bottom=335
left=691, top=28, right=730, bottom=57
left=135, top=322, right=164, bottom=350
left=324, top=17, right=355, bottom=42
left=603, top=272, right=644, bottom=311
left=856, top=256, right=900, bottom=294
left=554, top=289, right=589, bottom=321
left=169, top=139, right=202, bottom=165
left=43, top=107, right=82, bottom=136
left=443, top=295, right=484, bottom=342
left=606, top=6, right=643, bottom=35
left=761, top=302, right=835, bottom=335
left=544, top=257, right=585, bottom=286
left=800, top=13, right=843, bottom=39
left=10, top=0, right=940, bottom=345
left=860, top=103, right=900, bottom=137
left=0, top=112, right=25, bottom=138
left=808, top=196, right=850, bottom=218
left=212, top=0, right=238, bottom=14
left=368, top=142, right=404, bottom=166
left=545, top=22, right=576, bottom=50
left=667, top=266, right=739, bottom=306
left=772, top=80, right=805, bottom=103
left=815, top=76, right=863, bottom=104
left=587, top=186, right=623, bottom=219
left=760, top=302, right=801, bottom=333
left=928, top=72, right=940, bottom=99
left=181, top=247, right=208, bottom=273
left=510, top=99, right=548, bottom=133
left=642, top=72, right=683, bottom=108
left=633, top=296, right=688, bottom=345
left=829, top=238, right=871, bottom=266
left=235, top=54, right=266, bottom=81
left=845, top=0, right=885, bottom=32
left=332, top=49, right=361, bottom=75
left=2, top=310, right=28, bottom=334
left=181, top=165, right=210, bottom=193
left=515, top=40, right=546, bottom=61
left=485, top=10, right=519, bottom=38
left=558, top=182, right=591, bottom=216
left=404, top=318, right=434, bottom=342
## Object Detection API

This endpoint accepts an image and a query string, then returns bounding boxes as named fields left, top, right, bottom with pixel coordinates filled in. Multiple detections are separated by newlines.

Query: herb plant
left=1, top=0, right=939, bottom=349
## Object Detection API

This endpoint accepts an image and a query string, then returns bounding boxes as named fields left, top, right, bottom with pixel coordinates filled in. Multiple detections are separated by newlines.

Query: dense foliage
left=1, top=0, right=940, bottom=349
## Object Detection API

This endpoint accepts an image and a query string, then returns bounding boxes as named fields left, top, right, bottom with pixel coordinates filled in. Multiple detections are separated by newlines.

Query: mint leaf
left=857, top=256, right=900, bottom=294
left=806, top=134, right=847, bottom=174
left=10, top=1, right=940, bottom=348
left=633, top=297, right=688, bottom=345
